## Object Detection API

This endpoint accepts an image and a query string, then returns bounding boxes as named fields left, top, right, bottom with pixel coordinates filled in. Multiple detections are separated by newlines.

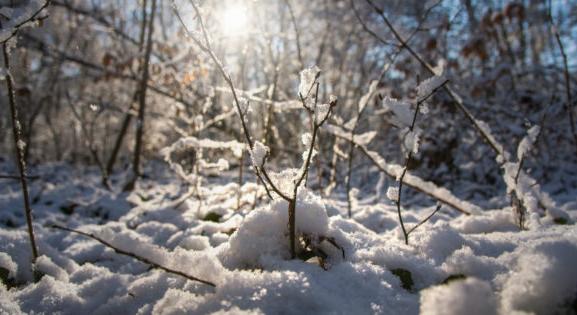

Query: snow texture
left=298, top=66, right=320, bottom=97
left=250, top=141, right=269, bottom=168
left=420, top=278, right=497, bottom=315
left=416, top=75, right=446, bottom=100
left=0, top=162, right=576, bottom=314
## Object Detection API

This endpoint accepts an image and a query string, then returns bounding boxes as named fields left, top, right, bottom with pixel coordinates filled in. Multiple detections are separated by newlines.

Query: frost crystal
left=301, top=133, right=312, bottom=147
left=250, top=141, right=269, bottom=168
left=403, top=127, right=422, bottom=154
left=386, top=186, right=399, bottom=201
left=355, top=131, right=377, bottom=145
left=315, top=103, right=330, bottom=124
left=239, top=97, right=250, bottom=113
left=417, top=75, right=446, bottom=100
left=359, top=80, right=378, bottom=113
left=298, top=66, right=320, bottom=97
left=382, top=96, right=413, bottom=127
left=517, top=125, right=540, bottom=161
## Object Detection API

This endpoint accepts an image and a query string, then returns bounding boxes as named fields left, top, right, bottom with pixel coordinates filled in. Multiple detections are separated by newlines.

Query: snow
left=16, top=139, right=26, bottom=151
left=386, top=186, right=399, bottom=201
left=416, top=75, right=446, bottom=100
left=420, top=277, right=497, bottom=315
left=382, top=96, right=413, bottom=127
left=315, top=103, right=331, bottom=124
left=298, top=66, right=320, bottom=97
left=500, top=239, right=577, bottom=314
left=250, top=141, right=269, bottom=168
left=355, top=131, right=377, bottom=146
left=403, top=127, right=422, bottom=154
left=517, top=125, right=540, bottom=161
left=0, top=162, right=576, bottom=314
left=301, top=132, right=312, bottom=147
left=0, top=252, right=18, bottom=280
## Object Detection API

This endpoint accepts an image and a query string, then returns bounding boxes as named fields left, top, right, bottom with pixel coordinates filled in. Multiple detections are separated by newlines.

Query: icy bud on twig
left=301, top=133, right=312, bottom=147
left=314, top=95, right=337, bottom=125
left=250, top=141, right=269, bottom=168
left=386, top=186, right=399, bottom=202
left=382, top=96, right=413, bottom=127
left=298, top=65, right=320, bottom=98
left=517, top=125, right=541, bottom=161
left=239, top=97, right=251, bottom=114
left=417, top=74, right=446, bottom=100
left=403, top=127, right=422, bottom=154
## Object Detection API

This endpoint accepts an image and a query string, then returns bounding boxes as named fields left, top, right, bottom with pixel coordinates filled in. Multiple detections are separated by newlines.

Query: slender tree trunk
left=3, top=43, right=39, bottom=263
left=125, top=0, right=157, bottom=191
left=106, top=0, right=148, bottom=181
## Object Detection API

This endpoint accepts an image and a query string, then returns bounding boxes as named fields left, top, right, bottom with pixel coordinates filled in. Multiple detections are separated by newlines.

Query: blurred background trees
left=1, top=0, right=576, bottom=208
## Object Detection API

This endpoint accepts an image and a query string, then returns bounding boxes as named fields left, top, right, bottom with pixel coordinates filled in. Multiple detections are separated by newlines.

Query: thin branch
left=395, top=80, right=449, bottom=244
left=283, top=0, right=304, bottom=69
left=51, top=225, right=216, bottom=287
left=363, top=0, right=507, bottom=158
left=172, top=1, right=286, bottom=201
left=0, top=0, right=52, bottom=44
left=548, top=14, right=577, bottom=153
left=406, top=203, right=442, bottom=235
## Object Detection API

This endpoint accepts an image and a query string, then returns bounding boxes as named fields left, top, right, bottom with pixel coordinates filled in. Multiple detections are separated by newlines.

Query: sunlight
left=219, top=3, right=249, bottom=37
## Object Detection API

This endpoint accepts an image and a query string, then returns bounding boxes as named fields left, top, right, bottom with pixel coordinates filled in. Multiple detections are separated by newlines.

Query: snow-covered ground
left=1, top=162, right=576, bottom=314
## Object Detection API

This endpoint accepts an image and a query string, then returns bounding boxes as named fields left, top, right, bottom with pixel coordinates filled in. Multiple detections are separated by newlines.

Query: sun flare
left=220, top=3, right=249, bottom=37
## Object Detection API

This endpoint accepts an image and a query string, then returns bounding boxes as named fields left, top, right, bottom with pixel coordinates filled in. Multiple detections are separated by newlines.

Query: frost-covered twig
left=2, top=42, right=39, bottom=263
left=172, top=1, right=286, bottom=201
left=363, top=0, right=508, bottom=159
left=51, top=225, right=216, bottom=287
left=0, top=0, right=51, bottom=44
left=345, top=0, right=436, bottom=217
left=392, top=79, right=448, bottom=244
left=326, top=124, right=479, bottom=215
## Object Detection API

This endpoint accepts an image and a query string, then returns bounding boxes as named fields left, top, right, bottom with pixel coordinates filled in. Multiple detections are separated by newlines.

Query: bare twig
left=547, top=12, right=577, bottom=153
left=0, top=0, right=52, bottom=44
left=51, top=225, right=216, bottom=287
left=282, top=0, right=304, bottom=69
left=394, top=80, right=448, bottom=244
left=406, top=204, right=442, bottom=235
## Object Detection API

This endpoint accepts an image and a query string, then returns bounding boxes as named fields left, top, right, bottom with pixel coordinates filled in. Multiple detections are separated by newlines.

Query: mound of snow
left=420, top=278, right=497, bottom=315
left=500, top=240, right=577, bottom=314
left=220, top=189, right=330, bottom=268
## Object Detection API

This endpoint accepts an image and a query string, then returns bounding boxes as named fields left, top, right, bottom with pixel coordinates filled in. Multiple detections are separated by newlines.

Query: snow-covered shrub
left=220, top=188, right=331, bottom=268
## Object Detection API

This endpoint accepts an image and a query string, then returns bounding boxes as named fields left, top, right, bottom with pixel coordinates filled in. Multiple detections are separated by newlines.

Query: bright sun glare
left=220, top=3, right=249, bottom=37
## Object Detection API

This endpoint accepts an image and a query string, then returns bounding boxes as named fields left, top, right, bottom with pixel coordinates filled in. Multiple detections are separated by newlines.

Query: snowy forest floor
left=1, top=160, right=577, bottom=315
